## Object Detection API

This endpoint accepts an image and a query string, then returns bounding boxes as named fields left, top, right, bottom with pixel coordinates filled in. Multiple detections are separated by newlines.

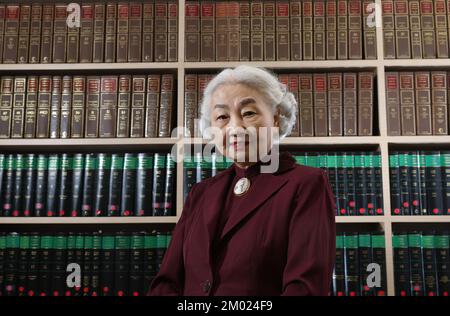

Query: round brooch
left=233, top=177, right=251, bottom=196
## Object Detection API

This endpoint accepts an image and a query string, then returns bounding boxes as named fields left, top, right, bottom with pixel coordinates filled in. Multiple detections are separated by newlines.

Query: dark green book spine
left=373, top=153, right=384, bottom=215
left=38, top=235, right=53, bottom=296
left=399, top=152, right=412, bottom=215
left=183, top=155, right=196, bottom=201
left=364, top=152, right=377, bottom=215
left=4, top=232, right=20, bottom=296
left=23, top=154, right=36, bottom=217
left=73, top=233, right=84, bottom=296
left=82, top=154, right=96, bottom=217
left=409, top=151, right=421, bottom=215
left=135, top=153, right=154, bottom=216
left=26, top=233, right=40, bottom=296
left=344, top=232, right=360, bottom=296
left=423, top=232, right=438, bottom=296
left=426, top=151, right=444, bottom=215
left=408, top=232, right=425, bottom=296
left=163, top=153, right=175, bottom=216
left=152, top=153, right=166, bottom=216
left=82, top=234, right=93, bottom=296
left=2, top=155, right=15, bottom=217
left=114, top=233, right=131, bottom=296
left=441, top=151, right=450, bottom=215
left=325, top=153, right=340, bottom=216
left=12, top=154, right=24, bottom=217
left=94, top=153, right=111, bottom=216
left=418, top=151, right=428, bottom=215
left=343, top=152, right=356, bottom=215
left=51, top=233, right=67, bottom=296
left=393, top=233, right=411, bottom=296
left=46, top=154, right=60, bottom=217
left=107, top=154, right=123, bottom=217
left=100, top=235, right=115, bottom=296
left=333, top=233, right=345, bottom=296
left=435, top=232, right=450, bottom=296
left=57, top=154, right=73, bottom=217
left=0, top=233, right=6, bottom=296
left=70, top=154, right=84, bottom=217
left=354, top=153, right=367, bottom=216
left=358, top=233, right=373, bottom=296
left=121, top=153, right=137, bottom=216
left=65, top=233, right=76, bottom=296
left=155, top=232, right=167, bottom=273
left=90, top=232, right=102, bottom=296
left=17, top=234, right=30, bottom=296
left=336, top=154, right=348, bottom=215
left=129, top=232, right=145, bottom=296
left=0, top=155, right=5, bottom=211
left=371, top=233, right=387, bottom=296
left=143, top=232, right=157, bottom=292
left=390, top=152, right=401, bottom=215
left=34, top=154, right=48, bottom=217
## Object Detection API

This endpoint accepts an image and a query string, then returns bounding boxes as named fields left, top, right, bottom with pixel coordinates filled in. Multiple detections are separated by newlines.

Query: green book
left=107, top=154, right=124, bottom=216
left=100, top=234, right=115, bottom=296
left=57, top=154, right=73, bottom=217
left=34, top=154, right=48, bottom=217
left=121, top=153, right=137, bottom=216
left=2, top=154, right=15, bottom=217
left=152, top=153, right=166, bottom=216
left=129, top=232, right=145, bottom=296
left=17, top=234, right=30, bottom=296
left=70, top=154, right=85, bottom=217
left=4, top=232, right=20, bottom=296
left=51, top=233, right=67, bottom=296
left=22, top=154, right=36, bottom=217
left=163, top=153, right=175, bottom=216
left=135, top=153, right=154, bottom=216
left=94, top=153, right=111, bottom=216
left=12, top=154, right=24, bottom=217
left=46, top=154, right=60, bottom=217
left=82, top=154, right=97, bottom=216
left=114, top=232, right=131, bottom=296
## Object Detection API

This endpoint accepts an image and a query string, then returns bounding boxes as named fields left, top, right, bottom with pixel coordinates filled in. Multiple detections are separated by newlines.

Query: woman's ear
left=273, top=108, right=280, bottom=127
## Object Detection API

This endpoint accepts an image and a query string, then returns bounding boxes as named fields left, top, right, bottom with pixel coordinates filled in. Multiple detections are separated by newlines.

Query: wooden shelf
left=0, top=62, right=180, bottom=71
left=384, top=59, right=450, bottom=68
left=335, top=216, right=386, bottom=223
left=0, top=138, right=178, bottom=148
left=391, top=216, right=450, bottom=223
left=0, top=217, right=178, bottom=224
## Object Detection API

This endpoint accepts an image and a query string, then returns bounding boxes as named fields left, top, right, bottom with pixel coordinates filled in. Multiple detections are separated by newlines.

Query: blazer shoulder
left=285, top=163, right=327, bottom=187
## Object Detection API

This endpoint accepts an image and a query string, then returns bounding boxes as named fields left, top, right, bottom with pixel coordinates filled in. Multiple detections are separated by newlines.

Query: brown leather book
left=343, top=73, right=357, bottom=136
left=18, top=5, right=31, bottom=64
left=60, top=76, right=72, bottom=138
left=263, top=2, right=275, bottom=61
left=28, top=5, right=42, bottom=64
left=36, top=76, right=51, bottom=138
left=11, top=77, right=26, bottom=138
left=142, top=2, right=154, bottom=62
left=435, top=0, right=449, bottom=58
left=70, top=76, right=86, bottom=138
left=99, top=76, right=118, bottom=138
left=228, top=1, right=239, bottom=61
left=288, top=74, right=300, bottom=136
left=290, top=1, right=302, bottom=60
left=431, top=71, right=448, bottom=134
left=328, top=73, right=343, bottom=136
left=168, top=1, right=178, bottom=62
left=92, top=3, right=105, bottom=63
left=184, top=74, right=198, bottom=137
left=303, top=1, right=313, bottom=60
left=24, top=76, right=38, bottom=138
left=52, top=4, right=67, bottom=63
left=128, top=2, right=142, bottom=62
left=239, top=1, right=250, bottom=61
left=337, top=0, right=348, bottom=59
left=409, top=1, right=423, bottom=59
left=196, top=74, right=210, bottom=136
left=357, top=72, right=373, bottom=136
left=0, top=5, right=5, bottom=63
left=67, top=4, right=80, bottom=63
left=158, top=74, right=174, bottom=137
left=276, top=1, right=290, bottom=61
left=85, top=76, right=101, bottom=138
left=385, top=72, right=402, bottom=136
left=399, top=72, right=417, bottom=135
left=326, top=0, right=337, bottom=60
left=131, top=76, right=146, bottom=138
left=49, top=76, right=61, bottom=139
left=415, top=72, right=433, bottom=135
left=116, top=3, right=129, bottom=63
left=250, top=1, right=263, bottom=61
left=116, top=75, right=131, bottom=138
left=79, top=4, right=94, bottom=63
left=200, top=1, right=215, bottom=62
left=3, top=5, right=19, bottom=64
left=154, top=2, right=168, bottom=62
left=394, top=0, right=411, bottom=59
left=348, top=0, right=362, bottom=59
left=40, top=4, right=53, bottom=63
left=363, top=0, right=377, bottom=59
left=185, top=1, right=200, bottom=62
left=313, top=73, right=328, bottom=136
left=314, top=0, right=326, bottom=60
left=0, top=77, right=13, bottom=138
left=382, top=0, right=395, bottom=59
left=421, top=0, right=436, bottom=58
left=299, top=74, right=314, bottom=136
left=215, top=1, right=228, bottom=61
left=105, top=3, right=117, bottom=63
left=145, top=74, right=160, bottom=138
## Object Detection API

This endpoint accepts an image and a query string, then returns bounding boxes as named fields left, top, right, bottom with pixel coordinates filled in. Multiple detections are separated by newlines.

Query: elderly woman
left=149, top=66, right=336, bottom=296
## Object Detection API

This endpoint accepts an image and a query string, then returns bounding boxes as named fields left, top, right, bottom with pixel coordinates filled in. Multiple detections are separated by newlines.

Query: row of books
left=390, top=151, right=450, bottom=216
left=0, top=74, right=175, bottom=139
left=0, top=2, right=178, bottom=64
left=184, top=151, right=384, bottom=216
left=0, top=231, right=171, bottom=296
left=332, top=232, right=387, bottom=296
left=185, top=72, right=376, bottom=138
left=386, top=71, right=450, bottom=136
left=0, top=152, right=176, bottom=217
left=393, top=231, right=450, bottom=296
left=382, top=0, right=450, bottom=59
left=185, top=1, right=377, bottom=62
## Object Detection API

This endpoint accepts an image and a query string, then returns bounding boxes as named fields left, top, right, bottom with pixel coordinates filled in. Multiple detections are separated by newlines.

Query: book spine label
left=11, top=77, right=26, bottom=138
left=71, top=76, right=86, bottom=138
left=116, top=75, right=131, bottom=138
left=130, top=76, right=146, bottom=138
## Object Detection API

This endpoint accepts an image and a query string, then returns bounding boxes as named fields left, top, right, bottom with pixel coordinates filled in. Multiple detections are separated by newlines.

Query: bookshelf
left=1, top=0, right=450, bottom=297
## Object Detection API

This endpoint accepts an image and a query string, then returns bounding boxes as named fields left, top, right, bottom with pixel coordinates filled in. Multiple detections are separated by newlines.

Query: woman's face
left=209, top=83, right=280, bottom=167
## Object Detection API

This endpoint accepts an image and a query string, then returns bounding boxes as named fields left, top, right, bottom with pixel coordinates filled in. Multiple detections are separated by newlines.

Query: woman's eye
left=243, top=111, right=256, bottom=118
left=216, top=115, right=228, bottom=121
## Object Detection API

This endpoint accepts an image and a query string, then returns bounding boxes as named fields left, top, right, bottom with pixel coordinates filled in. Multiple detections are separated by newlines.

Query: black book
left=435, top=232, right=450, bottom=296
left=324, top=152, right=340, bottom=216
left=343, top=152, right=356, bottom=216
left=408, top=232, right=425, bottom=296
left=11, top=154, right=24, bottom=217
left=409, top=151, right=421, bottom=216
left=336, top=153, right=348, bottom=215
left=399, top=151, right=412, bottom=215
left=81, top=154, right=96, bottom=217
left=390, top=151, right=401, bottom=215
left=73, top=233, right=84, bottom=296
left=365, top=152, right=377, bottom=216
left=4, top=232, right=20, bottom=296
left=22, top=154, right=36, bottom=217
left=441, top=151, right=450, bottom=215
left=152, top=153, right=166, bottom=216
left=373, top=153, right=384, bottom=215
left=107, top=154, right=123, bottom=217
left=100, top=234, right=115, bottom=296
left=143, top=232, right=157, bottom=292
left=38, top=235, right=53, bottom=296
left=70, top=154, right=84, bottom=217
left=26, top=233, right=40, bottom=296
left=114, top=232, right=131, bottom=296
left=129, top=232, right=145, bottom=296
left=163, top=153, right=175, bottom=216
left=51, top=233, right=67, bottom=297
left=90, top=232, right=102, bottom=296
left=46, top=154, right=60, bottom=217
left=426, top=151, right=444, bottom=215
left=155, top=232, right=167, bottom=273
left=57, top=154, right=72, bottom=217
left=333, top=233, right=345, bottom=296
left=94, top=153, right=111, bottom=217
left=0, top=154, right=4, bottom=212
left=422, top=232, right=438, bottom=296
left=358, top=233, right=373, bottom=296
left=34, top=154, right=47, bottom=217
left=371, top=232, right=387, bottom=296
left=393, top=232, right=411, bottom=296
left=418, top=150, right=428, bottom=215
left=344, top=232, right=360, bottom=296
left=135, top=153, right=153, bottom=216
left=16, top=233, right=29, bottom=296
left=2, top=155, right=15, bottom=217
left=81, top=234, right=93, bottom=296
left=354, top=153, right=367, bottom=216
left=0, top=232, right=6, bottom=296
left=65, top=233, right=76, bottom=296
left=121, top=153, right=137, bottom=216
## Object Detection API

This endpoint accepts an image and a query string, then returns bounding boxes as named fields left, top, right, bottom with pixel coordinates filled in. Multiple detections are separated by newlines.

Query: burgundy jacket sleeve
left=147, top=184, right=198, bottom=296
left=281, top=170, right=336, bottom=296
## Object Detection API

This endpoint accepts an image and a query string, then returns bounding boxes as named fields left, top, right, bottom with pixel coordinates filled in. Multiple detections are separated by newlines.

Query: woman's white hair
left=198, top=65, right=298, bottom=139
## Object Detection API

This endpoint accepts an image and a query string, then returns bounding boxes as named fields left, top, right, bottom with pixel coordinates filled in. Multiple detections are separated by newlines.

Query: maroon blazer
left=148, top=152, right=336, bottom=296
